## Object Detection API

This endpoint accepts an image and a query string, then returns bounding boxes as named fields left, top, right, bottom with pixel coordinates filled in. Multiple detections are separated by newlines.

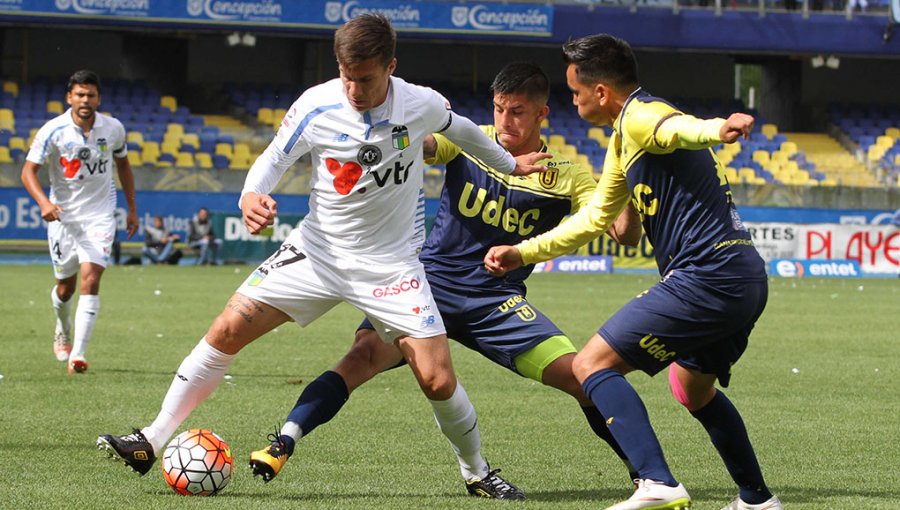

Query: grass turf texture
left=0, top=265, right=897, bottom=509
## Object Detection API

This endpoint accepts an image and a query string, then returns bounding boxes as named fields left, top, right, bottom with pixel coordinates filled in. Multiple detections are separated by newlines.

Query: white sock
left=141, top=338, right=235, bottom=454
left=430, top=382, right=489, bottom=481
left=50, top=286, right=72, bottom=335
left=281, top=422, right=302, bottom=441
left=70, top=294, right=99, bottom=359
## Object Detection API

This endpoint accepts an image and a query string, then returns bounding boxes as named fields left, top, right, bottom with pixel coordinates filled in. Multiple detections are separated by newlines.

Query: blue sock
left=580, top=405, right=638, bottom=478
left=691, top=391, right=772, bottom=504
left=582, top=369, right=677, bottom=486
left=285, top=370, right=349, bottom=448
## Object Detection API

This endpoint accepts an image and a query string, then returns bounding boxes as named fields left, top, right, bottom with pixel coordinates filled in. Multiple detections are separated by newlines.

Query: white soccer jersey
left=242, top=76, right=515, bottom=265
left=26, top=109, right=127, bottom=222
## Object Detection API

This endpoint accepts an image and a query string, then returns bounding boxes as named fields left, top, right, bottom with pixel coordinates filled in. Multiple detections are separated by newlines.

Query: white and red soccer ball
left=162, top=428, right=233, bottom=496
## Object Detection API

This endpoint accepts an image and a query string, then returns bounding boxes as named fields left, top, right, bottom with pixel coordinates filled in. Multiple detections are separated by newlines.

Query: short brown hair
left=334, top=14, right=396, bottom=68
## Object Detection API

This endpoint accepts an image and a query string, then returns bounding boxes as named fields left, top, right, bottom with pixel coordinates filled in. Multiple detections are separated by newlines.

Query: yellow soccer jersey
left=517, top=90, right=732, bottom=269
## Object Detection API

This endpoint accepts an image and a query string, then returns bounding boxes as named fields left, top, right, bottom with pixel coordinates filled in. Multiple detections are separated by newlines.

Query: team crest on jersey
left=392, top=126, right=409, bottom=150
left=77, top=147, right=91, bottom=160
left=358, top=145, right=382, bottom=167
left=97, top=138, right=107, bottom=153
left=538, top=168, right=558, bottom=189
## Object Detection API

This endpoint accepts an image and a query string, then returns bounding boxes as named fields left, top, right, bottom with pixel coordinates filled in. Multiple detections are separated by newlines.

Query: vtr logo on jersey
left=373, top=278, right=420, bottom=298
left=372, top=160, right=412, bottom=188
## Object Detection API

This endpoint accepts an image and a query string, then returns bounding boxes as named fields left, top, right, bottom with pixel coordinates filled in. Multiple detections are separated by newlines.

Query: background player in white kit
left=98, top=14, right=548, bottom=498
left=20, top=69, right=139, bottom=374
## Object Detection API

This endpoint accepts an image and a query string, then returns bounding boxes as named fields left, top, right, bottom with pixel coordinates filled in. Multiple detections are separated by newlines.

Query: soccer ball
left=162, top=428, right=233, bottom=496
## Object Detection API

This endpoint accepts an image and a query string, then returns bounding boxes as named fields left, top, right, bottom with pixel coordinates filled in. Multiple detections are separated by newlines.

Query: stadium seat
left=886, top=127, right=899, bottom=139
left=3, top=81, right=18, bottom=97
left=214, top=142, right=233, bottom=158
left=47, top=100, right=63, bottom=115
left=752, top=150, right=770, bottom=165
left=166, top=123, right=184, bottom=137
left=257, top=107, right=273, bottom=125
left=212, top=154, right=230, bottom=170
left=876, top=135, right=894, bottom=149
left=761, top=123, right=778, bottom=140
left=0, top=146, right=11, bottom=163
left=160, top=95, right=177, bottom=112
left=195, top=152, right=213, bottom=169
left=230, top=153, right=254, bottom=170
left=126, top=131, right=144, bottom=146
left=177, top=152, right=198, bottom=168
left=780, top=141, right=798, bottom=155
left=233, top=143, right=252, bottom=160
left=127, top=151, right=142, bottom=166
left=548, top=134, right=566, bottom=149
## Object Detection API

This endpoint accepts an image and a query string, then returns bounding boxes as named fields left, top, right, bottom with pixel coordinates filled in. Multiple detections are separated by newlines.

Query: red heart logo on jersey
left=60, top=157, right=81, bottom=178
left=325, top=158, right=363, bottom=195
left=412, top=306, right=421, bottom=314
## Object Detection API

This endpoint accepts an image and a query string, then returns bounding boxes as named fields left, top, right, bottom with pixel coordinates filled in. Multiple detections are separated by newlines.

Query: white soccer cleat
left=605, top=479, right=691, bottom=510
left=720, top=495, right=783, bottom=510
left=53, top=327, right=72, bottom=362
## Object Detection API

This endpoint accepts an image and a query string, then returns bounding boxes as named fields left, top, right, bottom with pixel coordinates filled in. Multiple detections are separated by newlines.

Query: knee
left=56, top=283, right=76, bottom=301
left=206, top=314, right=245, bottom=354
left=667, top=364, right=715, bottom=411
left=572, top=350, right=600, bottom=384
left=416, top=367, right=456, bottom=400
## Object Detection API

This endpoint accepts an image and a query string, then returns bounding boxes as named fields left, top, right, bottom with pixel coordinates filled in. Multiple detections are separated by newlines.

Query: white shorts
left=47, top=215, right=116, bottom=279
left=236, top=230, right=445, bottom=342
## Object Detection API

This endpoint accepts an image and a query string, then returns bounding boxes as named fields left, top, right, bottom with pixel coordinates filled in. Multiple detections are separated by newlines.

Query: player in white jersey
left=98, top=14, right=548, bottom=499
left=20, top=70, right=139, bottom=374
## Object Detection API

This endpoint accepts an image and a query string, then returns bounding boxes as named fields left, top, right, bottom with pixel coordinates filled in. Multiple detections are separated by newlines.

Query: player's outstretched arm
left=484, top=245, right=523, bottom=276
left=240, top=192, right=278, bottom=235
left=719, top=113, right=755, bottom=144
left=606, top=202, right=642, bottom=247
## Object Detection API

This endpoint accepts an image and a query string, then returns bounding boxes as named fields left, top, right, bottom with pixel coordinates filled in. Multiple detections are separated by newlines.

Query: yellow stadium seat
left=141, top=151, right=159, bottom=166
left=180, top=133, right=200, bottom=150
left=738, top=167, right=756, bottom=183
left=160, top=95, right=177, bottom=112
left=3, top=81, right=18, bottom=97
left=895, top=154, right=900, bottom=166
left=0, top=146, right=11, bottom=163
left=127, top=151, right=142, bottom=166
left=761, top=123, right=778, bottom=140
left=717, top=152, right=733, bottom=166
left=541, top=118, right=549, bottom=129
left=875, top=135, right=894, bottom=149
left=867, top=146, right=886, bottom=163
left=587, top=127, right=607, bottom=142
left=214, top=143, right=233, bottom=158
left=257, top=107, right=273, bottom=125
left=885, top=127, right=900, bottom=139
left=771, top=151, right=790, bottom=164
left=233, top=143, right=252, bottom=159
left=576, top=153, right=591, bottom=169
left=175, top=152, right=195, bottom=168
left=231, top=153, right=254, bottom=170
left=780, top=141, right=797, bottom=155
left=272, top=108, right=287, bottom=123
left=9, top=136, right=26, bottom=151
left=166, top=123, right=184, bottom=137
left=195, top=152, right=213, bottom=169
left=126, top=131, right=144, bottom=145
left=47, top=100, right=64, bottom=114
left=0, top=108, right=13, bottom=123
left=724, top=167, right=739, bottom=182
left=160, top=141, right=180, bottom=156
left=548, top=134, right=566, bottom=148
left=752, top=150, right=770, bottom=165
left=0, top=118, right=14, bottom=132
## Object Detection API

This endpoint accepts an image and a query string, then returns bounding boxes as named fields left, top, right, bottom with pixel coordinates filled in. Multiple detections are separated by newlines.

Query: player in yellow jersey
left=486, top=35, right=783, bottom=510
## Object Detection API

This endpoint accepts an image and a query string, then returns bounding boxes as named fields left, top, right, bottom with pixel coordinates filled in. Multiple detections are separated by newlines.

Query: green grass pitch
left=0, top=265, right=897, bottom=509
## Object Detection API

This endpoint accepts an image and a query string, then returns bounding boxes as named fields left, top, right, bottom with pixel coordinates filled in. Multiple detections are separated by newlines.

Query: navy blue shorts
left=360, top=275, right=564, bottom=375
left=599, top=270, right=768, bottom=387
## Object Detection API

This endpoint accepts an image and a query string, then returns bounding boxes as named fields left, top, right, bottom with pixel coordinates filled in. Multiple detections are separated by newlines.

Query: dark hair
left=490, top=62, right=550, bottom=106
left=334, top=14, right=396, bottom=68
left=67, top=70, right=101, bottom=93
left=562, top=35, right=638, bottom=92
